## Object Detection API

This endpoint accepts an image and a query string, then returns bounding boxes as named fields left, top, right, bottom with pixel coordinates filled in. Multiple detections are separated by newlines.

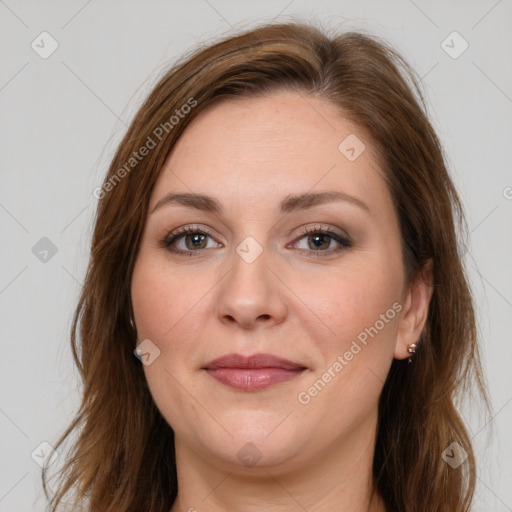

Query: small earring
left=407, top=343, right=417, bottom=364
left=129, top=316, right=135, bottom=329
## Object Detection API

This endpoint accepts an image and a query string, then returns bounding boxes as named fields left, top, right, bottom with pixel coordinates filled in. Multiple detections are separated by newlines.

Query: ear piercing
left=407, top=343, right=417, bottom=364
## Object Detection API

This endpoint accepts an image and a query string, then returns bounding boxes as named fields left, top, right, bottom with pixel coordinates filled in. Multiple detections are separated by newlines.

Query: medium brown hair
left=43, top=21, right=490, bottom=511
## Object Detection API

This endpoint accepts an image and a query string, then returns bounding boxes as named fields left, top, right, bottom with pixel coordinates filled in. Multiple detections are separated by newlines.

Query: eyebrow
left=150, top=191, right=372, bottom=215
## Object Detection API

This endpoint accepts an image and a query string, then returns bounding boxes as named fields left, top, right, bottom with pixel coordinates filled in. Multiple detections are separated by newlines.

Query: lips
left=202, top=353, right=307, bottom=391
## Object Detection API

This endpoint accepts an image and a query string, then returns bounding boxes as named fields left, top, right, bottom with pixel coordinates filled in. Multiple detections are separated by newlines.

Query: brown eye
left=183, top=233, right=208, bottom=250
left=306, top=232, right=332, bottom=250
left=292, top=227, right=352, bottom=256
left=162, top=226, right=220, bottom=255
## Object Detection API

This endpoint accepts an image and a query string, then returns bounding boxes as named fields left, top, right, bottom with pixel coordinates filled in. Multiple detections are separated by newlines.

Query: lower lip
left=205, top=368, right=305, bottom=391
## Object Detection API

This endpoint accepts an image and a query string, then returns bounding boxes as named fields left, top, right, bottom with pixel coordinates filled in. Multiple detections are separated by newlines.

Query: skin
left=131, top=90, right=433, bottom=512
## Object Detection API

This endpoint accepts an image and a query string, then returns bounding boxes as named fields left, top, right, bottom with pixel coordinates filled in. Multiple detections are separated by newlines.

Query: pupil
left=309, top=234, right=328, bottom=250
left=187, top=234, right=205, bottom=249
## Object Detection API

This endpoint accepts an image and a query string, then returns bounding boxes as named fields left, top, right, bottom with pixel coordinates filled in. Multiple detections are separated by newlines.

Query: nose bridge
left=235, top=234, right=266, bottom=266
left=216, top=232, right=287, bottom=328
left=228, top=233, right=271, bottom=301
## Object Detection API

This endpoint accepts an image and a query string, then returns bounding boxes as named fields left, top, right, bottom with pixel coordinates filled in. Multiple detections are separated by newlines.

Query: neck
left=169, top=410, right=386, bottom=512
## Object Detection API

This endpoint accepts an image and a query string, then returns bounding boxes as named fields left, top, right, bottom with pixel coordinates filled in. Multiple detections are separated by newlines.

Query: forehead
left=150, top=91, right=391, bottom=215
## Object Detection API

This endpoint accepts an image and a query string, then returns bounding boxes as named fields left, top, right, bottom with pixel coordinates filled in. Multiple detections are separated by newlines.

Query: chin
left=200, top=411, right=310, bottom=468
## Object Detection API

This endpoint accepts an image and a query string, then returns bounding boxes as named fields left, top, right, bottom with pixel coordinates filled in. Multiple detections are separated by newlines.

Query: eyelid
left=294, top=224, right=350, bottom=240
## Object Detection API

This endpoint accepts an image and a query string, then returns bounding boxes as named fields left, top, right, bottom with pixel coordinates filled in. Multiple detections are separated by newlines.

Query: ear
left=394, top=259, right=434, bottom=360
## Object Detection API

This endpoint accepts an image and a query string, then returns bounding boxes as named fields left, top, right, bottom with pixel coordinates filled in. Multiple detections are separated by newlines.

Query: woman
left=43, top=21, right=490, bottom=511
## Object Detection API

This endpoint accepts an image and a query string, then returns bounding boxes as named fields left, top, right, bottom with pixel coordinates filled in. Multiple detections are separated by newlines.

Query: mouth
left=202, top=353, right=308, bottom=392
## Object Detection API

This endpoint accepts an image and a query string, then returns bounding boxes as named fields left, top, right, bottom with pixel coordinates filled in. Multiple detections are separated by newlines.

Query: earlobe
left=394, top=259, right=434, bottom=360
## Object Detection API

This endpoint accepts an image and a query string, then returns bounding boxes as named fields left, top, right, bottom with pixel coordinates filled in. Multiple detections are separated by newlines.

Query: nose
left=216, top=243, right=287, bottom=330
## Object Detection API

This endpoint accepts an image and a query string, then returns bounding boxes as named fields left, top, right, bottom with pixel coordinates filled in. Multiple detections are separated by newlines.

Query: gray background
left=1, top=1, right=511, bottom=510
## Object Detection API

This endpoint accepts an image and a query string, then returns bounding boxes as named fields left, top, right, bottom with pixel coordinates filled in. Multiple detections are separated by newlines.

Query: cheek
left=291, top=267, right=401, bottom=430
left=131, top=252, right=206, bottom=342
left=290, top=258, right=403, bottom=359
left=131, top=250, right=219, bottom=389
left=131, top=255, right=208, bottom=429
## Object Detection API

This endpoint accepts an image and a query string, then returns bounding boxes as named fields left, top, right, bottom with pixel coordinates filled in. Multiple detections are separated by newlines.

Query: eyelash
left=160, top=224, right=352, bottom=258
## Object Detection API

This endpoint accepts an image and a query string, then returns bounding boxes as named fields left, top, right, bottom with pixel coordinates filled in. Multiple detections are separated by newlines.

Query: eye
left=161, top=225, right=221, bottom=256
left=291, top=226, right=352, bottom=256
left=161, top=224, right=352, bottom=257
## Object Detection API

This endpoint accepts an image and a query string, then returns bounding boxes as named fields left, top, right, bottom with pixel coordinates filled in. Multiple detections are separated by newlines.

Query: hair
left=43, top=20, right=491, bottom=512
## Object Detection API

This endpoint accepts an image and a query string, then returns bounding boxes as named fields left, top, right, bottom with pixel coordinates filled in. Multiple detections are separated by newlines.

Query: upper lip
left=202, top=353, right=307, bottom=370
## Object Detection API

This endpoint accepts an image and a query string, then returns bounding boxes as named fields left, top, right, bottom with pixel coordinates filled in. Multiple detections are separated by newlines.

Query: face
left=131, top=90, right=414, bottom=473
